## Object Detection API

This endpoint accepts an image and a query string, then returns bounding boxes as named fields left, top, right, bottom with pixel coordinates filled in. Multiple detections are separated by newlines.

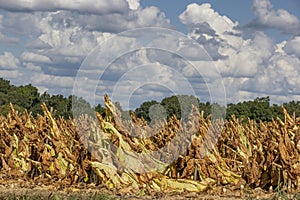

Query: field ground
left=0, top=178, right=294, bottom=200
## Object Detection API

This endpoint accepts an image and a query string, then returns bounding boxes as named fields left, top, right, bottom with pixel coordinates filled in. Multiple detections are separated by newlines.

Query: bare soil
left=0, top=178, right=281, bottom=200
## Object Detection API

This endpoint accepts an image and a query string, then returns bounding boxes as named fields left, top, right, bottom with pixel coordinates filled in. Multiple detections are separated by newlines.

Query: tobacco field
left=0, top=95, right=300, bottom=199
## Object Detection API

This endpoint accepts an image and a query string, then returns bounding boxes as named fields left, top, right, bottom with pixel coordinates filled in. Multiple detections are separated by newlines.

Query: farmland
left=0, top=94, right=300, bottom=199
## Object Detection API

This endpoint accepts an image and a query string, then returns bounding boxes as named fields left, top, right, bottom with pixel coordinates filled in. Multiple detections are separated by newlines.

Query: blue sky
left=0, top=0, right=300, bottom=108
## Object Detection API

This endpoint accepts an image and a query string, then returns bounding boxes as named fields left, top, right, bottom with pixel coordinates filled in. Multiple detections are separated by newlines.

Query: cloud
left=38, top=27, right=100, bottom=57
left=0, top=1, right=172, bottom=105
left=284, top=36, right=300, bottom=57
left=24, top=62, right=42, bottom=72
left=0, top=32, right=19, bottom=44
left=0, top=3, right=172, bottom=64
left=1, top=1, right=300, bottom=107
left=81, top=33, right=225, bottom=107
left=179, top=3, right=242, bottom=60
left=0, top=52, right=20, bottom=70
left=0, top=70, right=22, bottom=79
left=73, top=30, right=220, bottom=107
left=12, top=9, right=168, bottom=79
left=221, top=38, right=300, bottom=104
left=0, top=0, right=129, bottom=15
left=1, top=12, right=43, bottom=36
left=1, top=7, right=172, bottom=67
left=226, top=37, right=300, bottom=103
left=179, top=3, right=239, bottom=36
left=0, top=2, right=172, bottom=103
left=247, top=0, right=300, bottom=34
left=179, top=3, right=273, bottom=77
left=30, top=73, right=74, bottom=88
left=179, top=3, right=300, bottom=104
left=71, top=6, right=172, bottom=33
left=241, top=53, right=300, bottom=96
left=222, top=32, right=273, bottom=77
left=126, top=0, right=140, bottom=10
left=21, top=51, right=52, bottom=64
left=25, top=39, right=52, bottom=49
left=109, top=62, right=201, bottom=108
left=0, top=2, right=171, bottom=36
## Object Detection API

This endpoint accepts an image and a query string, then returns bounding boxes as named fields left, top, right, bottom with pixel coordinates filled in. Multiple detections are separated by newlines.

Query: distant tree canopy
left=135, top=95, right=299, bottom=123
left=0, top=78, right=102, bottom=118
left=226, top=97, right=274, bottom=122
left=135, top=100, right=160, bottom=121
left=0, top=77, right=300, bottom=122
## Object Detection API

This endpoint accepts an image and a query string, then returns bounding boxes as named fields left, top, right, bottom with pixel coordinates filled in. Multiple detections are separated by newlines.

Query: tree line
left=134, top=95, right=300, bottom=123
left=0, top=78, right=104, bottom=118
left=0, top=77, right=299, bottom=122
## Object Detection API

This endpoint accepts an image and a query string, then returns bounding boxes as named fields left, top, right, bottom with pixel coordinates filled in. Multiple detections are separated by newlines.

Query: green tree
left=46, top=94, right=69, bottom=118
left=272, top=104, right=284, bottom=121
left=161, top=95, right=199, bottom=120
left=199, top=101, right=211, bottom=118
left=226, top=97, right=273, bottom=122
left=135, top=100, right=159, bottom=121
left=283, top=100, right=300, bottom=118
left=0, top=78, right=11, bottom=106
left=249, top=97, right=272, bottom=122
left=210, top=103, right=226, bottom=120
left=70, top=95, right=93, bottom=118
left=94, top=103, right=105, bottom=115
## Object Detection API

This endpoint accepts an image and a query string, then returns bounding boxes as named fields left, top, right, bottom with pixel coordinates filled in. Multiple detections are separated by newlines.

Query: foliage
left=226, top=97, right=286, bottom=122
left=0, top=78, right=99, bottom=119
left=135, top=95, right=200, bottom=121
left=135, top=100, right=160, bottom=121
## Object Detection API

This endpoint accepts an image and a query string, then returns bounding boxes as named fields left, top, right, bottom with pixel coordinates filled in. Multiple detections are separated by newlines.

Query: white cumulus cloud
left=0, top=52, right=20, bottom=70
left=179, top=3, right=239, bottom=36
left=126, top=0, right=140, bottom=10
left=248, top=0, right=300, bottom=34
left=284, top=36, right=300, bottom=57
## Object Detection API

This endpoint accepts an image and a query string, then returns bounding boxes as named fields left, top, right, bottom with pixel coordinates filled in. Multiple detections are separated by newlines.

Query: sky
left=0, top=0, right=300, bottom=109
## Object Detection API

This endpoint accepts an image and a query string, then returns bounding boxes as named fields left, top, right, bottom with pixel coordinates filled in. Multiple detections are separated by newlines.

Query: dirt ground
left=0, top=178, right=284, bottom=200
